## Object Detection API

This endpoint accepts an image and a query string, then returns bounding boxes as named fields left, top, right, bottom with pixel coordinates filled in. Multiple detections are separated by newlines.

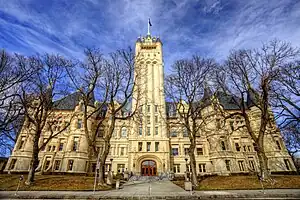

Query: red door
left=141, top=160, right=156, bottom=176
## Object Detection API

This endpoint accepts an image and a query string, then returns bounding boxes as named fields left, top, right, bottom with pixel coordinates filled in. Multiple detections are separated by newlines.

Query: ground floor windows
left=199, top=164, right=206, bottom=173
left=9, top=159, right=17, bottom=170
left=225, top=160, right=231, bottom=171
left=155, top=142, right=159, bottom=152
left=54, top=160, right=61, bottom=171
left=173, top=164, right=180, bottom=173
left=147, top=142, right=151, bottom=152
left=68, top=160, right=74, bottom=171
left=248, top=158, right=255, bottom=171
left=238, top=160, right=245, bottom=171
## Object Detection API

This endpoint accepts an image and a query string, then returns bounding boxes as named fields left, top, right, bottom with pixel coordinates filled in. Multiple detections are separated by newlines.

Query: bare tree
left=0, top=50, right=34, bottom=156
left=215, top=40, right=299, bottom=180
left=97, top=48, right=141, bottom=185
left=165, top=56, right=214, bottom=187
left=17, top=54, right=73, bottom=184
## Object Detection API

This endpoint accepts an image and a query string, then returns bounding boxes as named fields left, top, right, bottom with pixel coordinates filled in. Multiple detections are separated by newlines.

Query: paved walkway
left=1, top=180, right=300, bottom=199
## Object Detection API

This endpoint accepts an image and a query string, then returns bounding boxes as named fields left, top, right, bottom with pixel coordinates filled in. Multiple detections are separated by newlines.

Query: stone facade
left=5, top=33, right=296, bottom=176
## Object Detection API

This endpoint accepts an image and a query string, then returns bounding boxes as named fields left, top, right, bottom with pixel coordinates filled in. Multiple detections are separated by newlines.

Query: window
left=184, top=148, right=189, bottom=155
left=155, top=105, right=158, bottom=113
left=77, top=119, right=82, bottom=129
left=248, top=145, right=251, bottom=152
left=59, top=143, right=64, bottom=151
left=243, top=145, right=247, bottom=152
left=54, top=160, right=61, bottom=170
left=221, top=141, right=226, bottom=151
left=197, top=148, right=203, bottom=155
left=170, top=130, right=177, bottom=137
left=230, top=121, right=234, bottom=131
left=172, top=148, right=179, bottom=156
left=199, top=164, right=206, bottom=173
left=276, top=140, right=282, bottom=150
left=68, top=160, right=74, bottom=171
left=52, top=146, right=56, bottom=152
left=145, top=127, right=150, bottom=136
left=48, top=145, right=52, bottom=152
left=98, top=128, right=104, bottom=137
left=235, top=143, right=241, bottom=152
left=147, top=116, right=150, bottom=124
left=147, top=142, right=151, bottom=152
left=238, top=161, right=245, bottom=171
left=216, top=119, right=221, bottom=129
left=73, top=137, right=79, bottom=151
left=155, top=116, right=158, bottom=123
left=225, top=160, right=231, bottom=171
left=120, top=147, right=125, bottom=156
left=44, top=160, right=50, bottom=170
left=147, top=105, right=150, bottom=113
left=155, top=127, right=158, bottom=135
left=249, top=159, right=255, bottom=171
left=173, top=164, right=180, bottom=173
left=91, top=163, right=96, bottom=172
left=284, top=159, right=291, bottom=170
left=18, top=137, right=26, bottom=150
left=155, top=142, right=159, bottom=152
left=138, top=142, right=143, bottom=151
left=121, top=127, right=127, bottom=137
left=105, top=164, right=111, bottom=172
left=139, top=127, right=142, bottom=136
left=183, top=128, right=188, bottom=137
left=9, top=159, right=17, bottom=170
left=117, top=164, right=125, bottom=173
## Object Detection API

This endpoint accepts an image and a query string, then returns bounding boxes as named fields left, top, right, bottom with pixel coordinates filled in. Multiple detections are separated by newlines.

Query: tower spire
left=147, top=18, right=152, bottom=35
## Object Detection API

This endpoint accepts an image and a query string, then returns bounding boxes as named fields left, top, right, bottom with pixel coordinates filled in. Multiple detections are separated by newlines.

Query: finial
left=147, top=18, right=152, bottom=35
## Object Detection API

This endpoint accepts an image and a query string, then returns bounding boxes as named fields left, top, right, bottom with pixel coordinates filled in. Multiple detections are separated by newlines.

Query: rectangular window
left=139, top=127, right=142, bottom=136
left=120, top=147, right=125, bottom=156
left=52, top=146, right=56, bottom=152
left=155, top=127, right=158, bottom=135
left=147, top=116, right=150, bottom=124
left=184, top=148, right=189, bottom=155
left=155, top=116, right=158, bottom=123
left=147, top=127, right=151, bottom=136
left=98, top=128, right=104, bottom=137
left=9, top=159, right=17, bottom=170
left=197, top=148, right=203, bottom=155
left=235, top=143, right=241, bottom=152
left=48, top=145, right=52, bottom=152
left=54, top=160, right=61, bottom=170
left=117, top=164, right=125, bottom=173
left=249, top=159, right=255, bottom=171
left=91, top=163, right=96, bottom=172
left=147, top=142, right=151, bottom=152
left=230, top=121, right=234, bottom=131
left=199, top=164, right=206, bottom=173
left=173, top=164, right=180, bottom=173
left=171, top=130, right=177, bottom=137
left=284, top=159, right=290, bottom=170
left=172, top=148, right=179, bottom=156
left=121, top=128, right=127, bottom=137
left=155, top=142, right=159, bottom=152
left=248, top=146, right=251, bottom=152
left=68, top=160, right=74, bottom=171
left=73, top=137, right=79, bottom=151
left=155, top=105, right=158, bottom=113
left=221, top=141, right=226, bottom=150
left=59, top=143, right=64, bottom=151
left=276, top=140, right=282, bottom=150
left=225, top=160, right=231, bottom=171
left=238, top=161, right=245, bottom=171
left=138, top=142, right=143, bottom=151
left=18, top=137, right=26, bottom=150
left=147, top=105, right=150, bottom=113
left=44, top=159, right=51, bottom=170
left=105, top=164, right=111, bottom=172
left=77, top=119, right=82, bottom=129
left=243, top=145, right=247, bottom=152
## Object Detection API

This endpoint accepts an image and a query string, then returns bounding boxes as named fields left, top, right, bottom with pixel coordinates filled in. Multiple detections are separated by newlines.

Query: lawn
left=0, top=174, right=112, bottom=191
left=172, top=175, right=300, bottom=190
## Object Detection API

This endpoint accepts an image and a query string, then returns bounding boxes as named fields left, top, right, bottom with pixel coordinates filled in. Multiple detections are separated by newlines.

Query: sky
left=0, top=0, right=300, bottom=72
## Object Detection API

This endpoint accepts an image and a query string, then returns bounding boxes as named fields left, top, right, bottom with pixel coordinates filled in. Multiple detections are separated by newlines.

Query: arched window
left=121, top=127, right=127, bottom=137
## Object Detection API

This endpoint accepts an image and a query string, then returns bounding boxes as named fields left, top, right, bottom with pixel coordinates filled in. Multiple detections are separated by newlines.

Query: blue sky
left=0, top=0, right=300, bottom=72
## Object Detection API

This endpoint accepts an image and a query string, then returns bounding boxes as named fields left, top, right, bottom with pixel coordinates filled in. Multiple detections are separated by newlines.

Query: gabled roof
left=53, top=91, right=95, bottom=110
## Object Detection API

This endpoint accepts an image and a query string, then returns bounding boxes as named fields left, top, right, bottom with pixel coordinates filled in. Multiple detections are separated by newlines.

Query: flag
left=148, top=18, right=152, bottom=26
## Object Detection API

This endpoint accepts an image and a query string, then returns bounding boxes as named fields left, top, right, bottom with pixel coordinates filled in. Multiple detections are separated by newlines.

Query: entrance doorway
left=141, top=160, right=157, bottom=176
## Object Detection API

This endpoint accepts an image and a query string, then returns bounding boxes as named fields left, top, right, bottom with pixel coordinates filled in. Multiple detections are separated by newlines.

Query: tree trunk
left=188, top=137, right=199, bottom=187
left=98, top=140, right=110, bottom=185
left=255, top=143, right=270, bottom=180
left=26, top=133, right=40, bottom=185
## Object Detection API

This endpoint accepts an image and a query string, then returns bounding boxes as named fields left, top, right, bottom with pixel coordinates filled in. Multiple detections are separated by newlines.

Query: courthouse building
left=5, top=31, right=296, bottom=176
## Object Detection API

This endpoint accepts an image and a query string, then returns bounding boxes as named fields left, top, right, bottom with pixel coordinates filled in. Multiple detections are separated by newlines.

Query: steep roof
left=215, top=91, right=247, bottom=110
left=53, top=91, right=95, bottom=110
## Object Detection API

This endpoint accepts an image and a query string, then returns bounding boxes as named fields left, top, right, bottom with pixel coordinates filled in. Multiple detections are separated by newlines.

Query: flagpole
left=147, top=18, right=150, bottom=35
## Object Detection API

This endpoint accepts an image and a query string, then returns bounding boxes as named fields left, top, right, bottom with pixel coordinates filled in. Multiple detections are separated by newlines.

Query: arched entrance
left=141, top=160, right=157, bottom=176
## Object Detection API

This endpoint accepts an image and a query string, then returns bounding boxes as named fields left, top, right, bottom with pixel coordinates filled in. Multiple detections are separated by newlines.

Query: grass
left=0, top=174, right=112, bottom=191
left=172, top=175, right=300, bottom=190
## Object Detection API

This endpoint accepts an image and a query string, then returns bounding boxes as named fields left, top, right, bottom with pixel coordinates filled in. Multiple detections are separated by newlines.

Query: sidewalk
left=1, top=180, right=300, bottom=199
